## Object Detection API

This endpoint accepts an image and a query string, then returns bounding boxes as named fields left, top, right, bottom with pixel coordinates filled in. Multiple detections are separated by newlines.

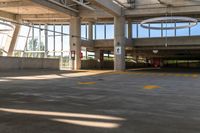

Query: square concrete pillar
left=114, top=16, right=126, bottom=71
left=70, top=17, right=81, bottom=70
left=88, top=22, right=93, bottom=41
left=127, top=19, right=132, bottom=39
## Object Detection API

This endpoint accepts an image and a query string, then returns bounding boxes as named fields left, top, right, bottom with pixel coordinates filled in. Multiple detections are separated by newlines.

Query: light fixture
left=140, top=16, right=198, bottom=30
left=153, top=50, right=159, bottom=54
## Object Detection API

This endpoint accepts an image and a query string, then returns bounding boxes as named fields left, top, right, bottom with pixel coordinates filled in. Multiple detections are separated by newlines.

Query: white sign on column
left=115, top=46, right=121, bottom=55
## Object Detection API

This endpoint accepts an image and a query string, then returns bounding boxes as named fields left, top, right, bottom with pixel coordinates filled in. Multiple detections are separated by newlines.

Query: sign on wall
left=115, top=46, right=121, bottom=55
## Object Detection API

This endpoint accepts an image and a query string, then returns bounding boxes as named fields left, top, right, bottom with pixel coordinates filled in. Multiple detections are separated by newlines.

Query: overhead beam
left=31, top=0, right=78, bottom=16
left=125, top=5, right=200, bottom=17
left=0, top=1, right=32, bottom=8
left=0, top=10, right=16, bottom=21
left=20, top=14, right=68, bottom=20
left=87, top=0, right=122, bottom=16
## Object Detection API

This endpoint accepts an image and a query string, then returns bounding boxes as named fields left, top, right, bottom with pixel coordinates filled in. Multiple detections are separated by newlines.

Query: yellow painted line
left=78, top=82, right=96, bottom=85
left=144, top=85, right=160, bottom=90
left=183, top=74, right=190, bottom=77
left=175, top=74, right=182, bottom=77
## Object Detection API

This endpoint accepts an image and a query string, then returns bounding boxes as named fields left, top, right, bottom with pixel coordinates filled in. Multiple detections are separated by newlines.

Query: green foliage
left=25, top=38, right=45, bottom=58
left=27, top=38, right=44, bottom=51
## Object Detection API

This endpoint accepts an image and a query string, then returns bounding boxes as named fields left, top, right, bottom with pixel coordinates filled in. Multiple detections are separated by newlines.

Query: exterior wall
left=0, top=56, right=59, bottom=70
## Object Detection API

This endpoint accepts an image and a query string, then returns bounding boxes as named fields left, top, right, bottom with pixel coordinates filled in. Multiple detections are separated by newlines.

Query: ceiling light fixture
left=140, top=16, right=198, bottom=30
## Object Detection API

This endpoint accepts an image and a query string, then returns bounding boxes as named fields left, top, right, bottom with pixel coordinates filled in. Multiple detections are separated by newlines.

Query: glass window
left=93, top=25, right=96, bottom=40
left=26, top=27, right=33, bottom=51
left=176, top=23, right=189, bottom=36
left=33, top=25, right=40, bottom=51
left=138, top=24, right=149, bottom=38
left=15, top=25, right=30, bottom=50
left=150, top=23, right=162, bottom=38
left=47, top=25, right=54, bottom=53
left=132, top=23, right=137, bottom=38
left=96, top=24, right=105, bottom=39
left=0, top=34, right=8, bottom=49
left=106, top=24, right=114, bottom=39
left=191, top=22, right=200, bottom=36
left=163, top=23, right=175, bottom=37
left=40, top=25, right=45, bottom=51
left=55, top=25, right=62, bottom=52
left=63, top=25, right=70, bottom=52
left=81, top=24, right=87, bottom=40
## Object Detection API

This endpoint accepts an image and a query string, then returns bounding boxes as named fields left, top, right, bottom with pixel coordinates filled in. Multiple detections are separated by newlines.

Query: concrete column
left=114, top=16, right=126, bottom=71
left=88, top=22, right=93, bottom=40
left=95, top=49, right=103, bottom=69
left=44, top=24, right=48, bottom=58
left=3, top=23, right=21, bottom=56
left=128, top=19, right=132, bottom=39
left=95, top=49, right=101, bottom=61
left=70, top=17, right=81, bottom=70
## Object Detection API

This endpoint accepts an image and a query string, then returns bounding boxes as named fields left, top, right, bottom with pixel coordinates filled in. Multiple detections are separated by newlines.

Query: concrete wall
left=81, top=60, right=148, bottom=69
left=0, top=56, right=60, bottom=70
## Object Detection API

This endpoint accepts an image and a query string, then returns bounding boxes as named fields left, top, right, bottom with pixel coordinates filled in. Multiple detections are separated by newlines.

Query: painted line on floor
left=144, top=85, right=161, bottom=90
left=78, top=82, right=97, bottom=85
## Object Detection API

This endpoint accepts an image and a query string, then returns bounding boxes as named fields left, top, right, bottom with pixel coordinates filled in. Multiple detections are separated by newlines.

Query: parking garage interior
left=1, top=0, right=200, bottom=133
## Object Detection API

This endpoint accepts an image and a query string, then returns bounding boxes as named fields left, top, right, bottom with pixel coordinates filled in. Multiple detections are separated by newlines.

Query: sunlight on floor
left=52, top=118, right=120, bottom=128
left=0, top=108, right=125, bottom=128
left=0, top=108, right=125, bottom=120
left=0, top=70, right=112, bottom=80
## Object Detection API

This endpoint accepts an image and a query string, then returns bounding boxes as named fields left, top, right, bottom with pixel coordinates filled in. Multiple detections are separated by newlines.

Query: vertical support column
left=44, top=24, right=48, bottom=58
left=95, top=49, right=100, bottom=61
left=88, top=22, right=93, bottom=40
left=70, top=17, right=81, bottom=70
left=95, top=49, right=103, bottom=69
left=128, top=19, right=132, bottom=39
left=6, top=23, right=21, bottom=56
left=114, top=16, right=126, bottom=71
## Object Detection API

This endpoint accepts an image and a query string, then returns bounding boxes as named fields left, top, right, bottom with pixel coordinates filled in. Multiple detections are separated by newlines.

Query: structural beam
left=0, top=1, right=32, bottom=8
left=88, top=0, right=122, bottom=16
left=31, top=0, right=78, bottom=16
left=0, top=10, right=16, bottom=21
left=125, top=5, right=200, bottom=17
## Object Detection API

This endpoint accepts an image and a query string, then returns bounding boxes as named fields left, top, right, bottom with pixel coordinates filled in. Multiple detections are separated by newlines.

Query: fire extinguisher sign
left=115, top=46, right=121, bottom=55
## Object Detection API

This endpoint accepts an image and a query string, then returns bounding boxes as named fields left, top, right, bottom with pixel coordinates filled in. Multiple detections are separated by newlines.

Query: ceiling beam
left=31, top=0, right=78, bottom=16
left=0, top=10, right=16, bottom=21
left=87, top=0, right=122, bottom=16
left=125, top=5, right=200, bottom=17
left=0, top=1, right=32, bottom=8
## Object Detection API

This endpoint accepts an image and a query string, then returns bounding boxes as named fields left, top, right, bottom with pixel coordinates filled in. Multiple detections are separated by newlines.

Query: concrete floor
left=0, top=68, right=200, bottom=133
